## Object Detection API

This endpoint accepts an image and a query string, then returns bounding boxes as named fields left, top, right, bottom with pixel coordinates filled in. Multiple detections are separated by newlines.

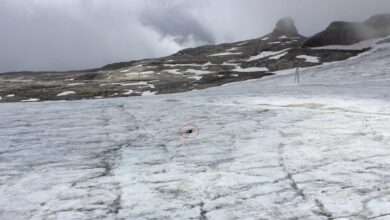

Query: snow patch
left=203, top=62, right=214, bottom=66
left=209, top=52, right=242, bottom=57
left=21, top=98, right=39, bottom=102
left=226, top=47, right=239, bottom=51
left=122, top=90, right=134, bottom=95
left=189, top=76, right=203, bottom=80
left=165, top=69, right=182, bottom=75
left=140, top=71, right=154, bottom=74
left=237, top=42, right=248, bottom=46
left=141, top=91, right=156, bottom=96
left=120, top=82, right=148, bottom=86
left=67, top=83, right=85, bottom=86
left=234, top=66, right=269, bottom=72
left=185, top=69, right=211, bottom=75
left=248, top=50, right=289, bottom=61
left=297, top=55, right=320, bottom=63
left=164, top=63, right=203, bottom=67
left=222, top=62, right=238, bottom=66
left=57, top=91, right=76, bottom=97
left=269, top=52, right=288, bottom=60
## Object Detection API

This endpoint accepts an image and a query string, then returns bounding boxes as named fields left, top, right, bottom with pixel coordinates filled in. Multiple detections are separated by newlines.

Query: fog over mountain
left=1, top=0, right=389, bottom=73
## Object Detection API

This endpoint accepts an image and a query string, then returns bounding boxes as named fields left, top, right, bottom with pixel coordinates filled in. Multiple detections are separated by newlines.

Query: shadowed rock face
left=273, top=17, right=299, bottom=36
left=303, top=14, right=390, bottom=47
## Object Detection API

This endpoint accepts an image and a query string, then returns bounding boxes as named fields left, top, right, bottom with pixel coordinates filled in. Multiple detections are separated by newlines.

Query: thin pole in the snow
left=295, top=67, right=300, bottom=84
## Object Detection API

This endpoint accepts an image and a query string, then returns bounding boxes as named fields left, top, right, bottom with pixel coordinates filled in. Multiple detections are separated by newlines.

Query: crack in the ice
left=313, top=199, right=333, bottom=219
left=199, top=201, right=208, bottom=220
left=369, top=213, right=390, bottom=219
left=278, top=143, right=306, bottom=199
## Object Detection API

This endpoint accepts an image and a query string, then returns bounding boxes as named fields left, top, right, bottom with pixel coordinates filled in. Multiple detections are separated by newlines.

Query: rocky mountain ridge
left=303, top=14, right=390, bottom=47
left=0, top=14, right=388, bottom=102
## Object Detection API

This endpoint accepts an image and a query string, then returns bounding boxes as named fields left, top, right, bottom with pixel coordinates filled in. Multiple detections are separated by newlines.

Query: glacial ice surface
left=0, top=44, right=390, bottom=219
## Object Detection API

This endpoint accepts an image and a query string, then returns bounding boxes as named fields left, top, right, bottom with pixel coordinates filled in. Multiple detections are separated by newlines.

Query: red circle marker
left=179, top=124, right=200, bottom=139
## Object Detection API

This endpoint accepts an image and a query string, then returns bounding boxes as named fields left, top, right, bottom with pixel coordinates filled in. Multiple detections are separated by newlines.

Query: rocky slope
left=0, top=17, right=375, bottom=102
left=303, top=14, right=390, bottom=47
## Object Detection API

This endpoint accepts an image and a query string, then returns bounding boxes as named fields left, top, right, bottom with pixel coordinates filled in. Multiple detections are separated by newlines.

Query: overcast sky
left=1, top=0, right=389, bottom=73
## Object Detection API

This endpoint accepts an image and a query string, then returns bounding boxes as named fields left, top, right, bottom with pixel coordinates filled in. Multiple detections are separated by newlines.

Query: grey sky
left=1, top=0, right=389, bottom=73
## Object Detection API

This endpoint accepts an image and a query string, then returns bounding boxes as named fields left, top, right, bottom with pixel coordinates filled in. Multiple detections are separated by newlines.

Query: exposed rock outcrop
left=303, top=14, right=390, bottom=47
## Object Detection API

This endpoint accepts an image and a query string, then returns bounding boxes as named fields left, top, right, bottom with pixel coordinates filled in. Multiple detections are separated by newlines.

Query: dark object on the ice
left=179, top=124, right=199, bottom=139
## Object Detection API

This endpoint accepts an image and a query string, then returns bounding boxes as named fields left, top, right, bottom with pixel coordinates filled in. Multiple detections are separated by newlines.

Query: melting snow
left=140, top=71, right=154, bottom=74
left=297, top=55, right=320, bottom=63
left=236, top=42, right=248, bottom=46
left=269, top=52, right=288, bottom=60
left=203, top=62, right=214, bottom=66
left=164, top=63, right=203, bottom=67
left=226, top=47, right=239, bottom=51
left=141, top=91, right=156, bottom=96
left=21, top=98, right=39, bottom=102
left=222, top=62, right=238, bottom=66
left=165, top=69, right=182, bottom=75
left=268, top=41, right=281, bottom=44
left=248, top=50, right=289, bottom=61
left=120, top=82, right=148, bottom=86
left=122, top=90, right=134, bottom=95
left=208, top=52, right=242, bottom=56
left=189, top=76, right=203, bottom=80
left=185, top=69, right=211, bottom=75
left=234, top=66, right=269, bottom=72
left=57, top=91, right=76, bottom=97
left=67, top=83, right=85, bottom=86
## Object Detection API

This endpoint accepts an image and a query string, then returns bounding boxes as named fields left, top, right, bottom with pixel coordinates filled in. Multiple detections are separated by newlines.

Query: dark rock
left=273, top=17, right=299, bottom=36
left=303, top=22, right=369, bottom=47
left=303, top=14, right=390, bottom=48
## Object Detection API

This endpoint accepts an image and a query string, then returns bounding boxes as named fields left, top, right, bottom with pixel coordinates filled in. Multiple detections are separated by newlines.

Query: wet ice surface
left=1, top=45, right=390, bottom=219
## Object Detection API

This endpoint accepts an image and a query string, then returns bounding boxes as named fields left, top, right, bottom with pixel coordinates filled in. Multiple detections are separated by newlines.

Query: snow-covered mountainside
left=0, top=39, right=390, bottom=219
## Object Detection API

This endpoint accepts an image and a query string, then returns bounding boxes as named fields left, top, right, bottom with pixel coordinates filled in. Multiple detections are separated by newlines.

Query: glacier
left=0, top=43, right=390, bottom=219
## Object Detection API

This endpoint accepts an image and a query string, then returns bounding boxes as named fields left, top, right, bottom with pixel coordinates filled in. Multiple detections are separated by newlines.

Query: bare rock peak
left=273, top=17, right=298, bottom=36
